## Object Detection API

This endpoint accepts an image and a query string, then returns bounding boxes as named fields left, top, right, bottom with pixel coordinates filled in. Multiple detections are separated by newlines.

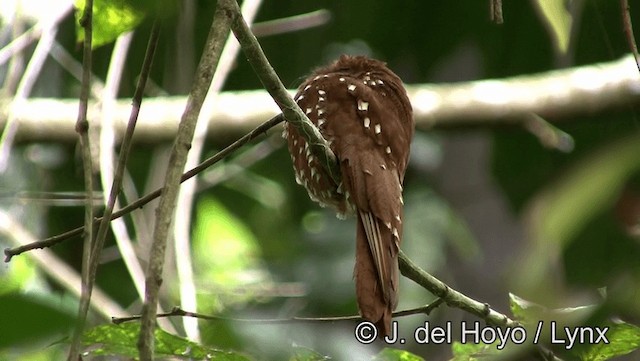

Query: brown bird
left=283, top=55, right=414, bottom=336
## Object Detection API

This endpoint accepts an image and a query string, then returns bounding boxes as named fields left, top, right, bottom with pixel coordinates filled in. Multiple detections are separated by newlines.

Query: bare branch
left=5, top=55, right=640, bottom=143
left=69, top=0, right=95, bottom=358
left=251, top=9, right=331, bottom=38
left=137, top=5, right=232, bottom=358
left=112, top=300, right=443, bottom=325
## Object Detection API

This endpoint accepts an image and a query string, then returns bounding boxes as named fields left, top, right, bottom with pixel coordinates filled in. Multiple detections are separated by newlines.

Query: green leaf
left=192, top=197, right=271, bottom=311
left=0, top=293, right=76, bottom=348
left=509, top=293, right=595, bottom=326
left=0, top=254, right=37, bottom=295
left=532, top=0, right=572, bottom=54
left=75, top=0, right=145, bottom=48
left=451, top=341, right=496, bottom=361
left=576, top=322, right=640, bottom=361
left=372, top=348, right=425, bottom=361
left=289, top=345, right=330, bottom=361
left=82, top=323, right=251, bottom=360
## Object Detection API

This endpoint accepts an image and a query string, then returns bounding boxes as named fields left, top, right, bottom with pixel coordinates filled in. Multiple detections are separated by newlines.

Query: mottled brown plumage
left=283, top=55, right=414, bottom=336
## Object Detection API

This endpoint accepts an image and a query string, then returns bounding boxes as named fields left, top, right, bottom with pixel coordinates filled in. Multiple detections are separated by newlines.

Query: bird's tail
left=354, top=210, right=399, bottom=337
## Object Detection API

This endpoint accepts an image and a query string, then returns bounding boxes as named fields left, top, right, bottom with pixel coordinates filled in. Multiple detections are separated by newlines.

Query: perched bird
left=283, top=55, right=414, bottom=336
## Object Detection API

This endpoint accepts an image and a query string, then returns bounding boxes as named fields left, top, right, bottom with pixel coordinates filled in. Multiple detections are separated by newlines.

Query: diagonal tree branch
left=137, top=4, right=232, bottom=358
left=221, top=0, right=341, bottom=185
left=68, top=0, right=95, bottom=359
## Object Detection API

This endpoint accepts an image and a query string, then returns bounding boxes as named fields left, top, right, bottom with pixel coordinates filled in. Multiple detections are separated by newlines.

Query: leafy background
left=0, top=0, right=639, bottom=360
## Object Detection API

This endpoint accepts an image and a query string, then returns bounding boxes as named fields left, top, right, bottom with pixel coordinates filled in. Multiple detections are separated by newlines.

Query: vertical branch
left=96, top=25, right=178, bottom=333
left=173, top=0, right=263, bottom=342
left=68, top=0, right=94, bottom=359
left=137, top=5, right=232, bottom=360
left=490, top=0, right=504, bottom=24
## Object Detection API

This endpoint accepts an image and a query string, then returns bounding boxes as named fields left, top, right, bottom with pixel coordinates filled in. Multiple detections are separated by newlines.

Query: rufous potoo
left=283, top=55, right=414, bottom=336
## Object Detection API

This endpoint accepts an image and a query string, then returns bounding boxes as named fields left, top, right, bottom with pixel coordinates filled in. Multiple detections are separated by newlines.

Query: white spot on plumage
left=318, top=96, right=325, bottom=102
left=357, top=100, right=369, bottom=111
left=374, top=124, right=381, bottom=134
left=380, top=164, right=386, bottom=170
left=307, top=155, right=315, bottom=165
left=317, top=118, right=326, bottom=126
left=296, top=95, right=304, bottom=102
left=339, top=77, right=345, bottom=82
left=348, top=84, right=356, bottom=92
left=392, top=228, right=399, bottom=239
left=305, top=108, right=312, bottom=115
left=313, top=75, right=321, bottom=81
left=318, top=89, right=326, bottom=96
left=399, top=196, right=404, bottom=205
left=395, top=214, right=401, bottom=223
left=377, top=79, right=384, bottom=85
left=363, top=117, right=371, bottom=128
left=304, top=84, right=311, bottom=91
left=385, top=146, right=392, bottom=154
left=317, top=108, right=325, bottom=116
left=385, top=222, right=392, bottom=229
left=281, top=128, right=288, bottom=139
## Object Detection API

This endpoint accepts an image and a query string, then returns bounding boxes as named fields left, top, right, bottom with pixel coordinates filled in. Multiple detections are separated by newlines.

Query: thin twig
left=112, top=300, right=443, bottom=325
left=137, top=5, right=232, bottom=359
left=3, top=114, right=283, bottom=262
left=251, top=9, right=331, bottom=38
left=96, top=25, right=176, bottom=334
left=68, top=0, right=95, bottom=359
left=523, top=113, right=574, bottom=153
left=621, top=0, right=640, bottom=73
left=197, top=137, right=278, bottom=192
